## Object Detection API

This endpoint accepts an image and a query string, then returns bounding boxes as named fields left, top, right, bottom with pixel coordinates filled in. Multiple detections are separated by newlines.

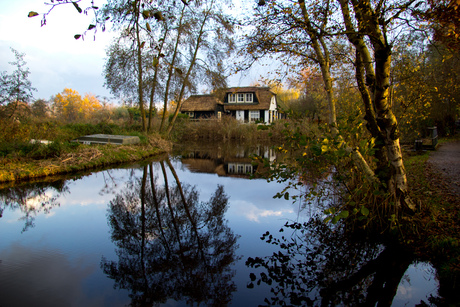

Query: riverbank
left=0, top=134, right=171, bottom=183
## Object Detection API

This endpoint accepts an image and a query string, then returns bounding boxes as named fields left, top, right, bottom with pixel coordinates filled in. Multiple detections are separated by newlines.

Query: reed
left=171, top=115, right=316, bottom=143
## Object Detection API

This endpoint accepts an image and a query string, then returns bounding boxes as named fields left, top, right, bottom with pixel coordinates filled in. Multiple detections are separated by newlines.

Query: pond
left=0, top=143, right=440, bottom=306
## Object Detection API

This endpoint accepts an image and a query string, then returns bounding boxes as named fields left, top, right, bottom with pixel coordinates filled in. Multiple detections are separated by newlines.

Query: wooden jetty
left=73, top=134, right=140, bottom=145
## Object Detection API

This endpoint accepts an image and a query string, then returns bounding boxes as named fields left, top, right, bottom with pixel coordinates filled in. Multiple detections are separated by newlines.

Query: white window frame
left=250, top=110, right=260, bottom=122
left=245, top=164, right=253, bottom=174
left=186, top=111, right=194, bottom=118
left=229, top=92, right=254, bottom=103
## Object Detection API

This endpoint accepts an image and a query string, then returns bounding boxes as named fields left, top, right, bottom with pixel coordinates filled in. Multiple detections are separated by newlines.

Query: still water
left=0, top=144, right=439, bottom=306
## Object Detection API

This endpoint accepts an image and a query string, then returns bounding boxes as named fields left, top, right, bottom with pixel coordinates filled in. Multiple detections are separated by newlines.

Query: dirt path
left=427, top=139, right=460, bottom=197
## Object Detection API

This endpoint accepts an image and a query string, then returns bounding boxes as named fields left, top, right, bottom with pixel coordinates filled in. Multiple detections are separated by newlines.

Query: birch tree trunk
left=340, top=0, right=415, bottom=212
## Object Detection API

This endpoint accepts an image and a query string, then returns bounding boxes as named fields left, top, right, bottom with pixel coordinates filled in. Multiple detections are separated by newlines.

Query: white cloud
left=230, top=199, right=294, bottom=223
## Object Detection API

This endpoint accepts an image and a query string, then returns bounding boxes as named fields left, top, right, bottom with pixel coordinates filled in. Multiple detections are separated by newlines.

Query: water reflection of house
left=180, top=145, right=276, bottom=178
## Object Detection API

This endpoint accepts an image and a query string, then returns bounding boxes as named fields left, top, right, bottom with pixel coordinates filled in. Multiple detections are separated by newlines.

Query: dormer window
left=228, top=93, right=254, bottom=103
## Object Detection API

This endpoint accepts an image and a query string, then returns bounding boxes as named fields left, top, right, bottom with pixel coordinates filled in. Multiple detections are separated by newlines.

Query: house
left=180, top=95, right=225, bottom=119
left=180, top=87, right=282, bottom=124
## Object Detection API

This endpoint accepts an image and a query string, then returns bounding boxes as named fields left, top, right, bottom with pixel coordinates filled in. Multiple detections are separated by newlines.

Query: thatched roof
left=180, top=87, right=278, bottom=112
left=180, top=95, right=222, bottom=112
left=223, top=86, right=276, bottom=111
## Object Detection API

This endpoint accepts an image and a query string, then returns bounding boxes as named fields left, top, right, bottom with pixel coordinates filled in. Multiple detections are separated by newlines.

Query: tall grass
left=171, top=115, right=316, bottom=143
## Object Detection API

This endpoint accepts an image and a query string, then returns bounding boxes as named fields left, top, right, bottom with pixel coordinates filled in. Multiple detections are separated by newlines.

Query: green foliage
left=0, top=48, right=36, bottom=107
left=255, top=112, right=402, bottom=232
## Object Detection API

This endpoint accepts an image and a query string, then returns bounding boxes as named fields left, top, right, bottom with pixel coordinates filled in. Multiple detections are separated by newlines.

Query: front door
left=236, top=110, right=244, bottom=122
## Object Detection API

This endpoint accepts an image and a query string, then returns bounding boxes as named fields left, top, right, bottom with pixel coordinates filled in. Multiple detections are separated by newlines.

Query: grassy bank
left=0, top=133, right=171, bottom=183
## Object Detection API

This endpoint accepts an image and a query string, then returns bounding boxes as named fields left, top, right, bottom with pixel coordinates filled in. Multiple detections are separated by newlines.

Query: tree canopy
left=52, top=88, right=102, bottom=123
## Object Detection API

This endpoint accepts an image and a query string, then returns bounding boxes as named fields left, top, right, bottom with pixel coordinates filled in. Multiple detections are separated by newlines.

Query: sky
left=0, top=0, right=116, bottom=101
left=0, top=0, right=269, bottom=103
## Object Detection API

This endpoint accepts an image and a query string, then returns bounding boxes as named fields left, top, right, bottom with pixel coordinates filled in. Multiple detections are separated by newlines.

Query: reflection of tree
left=246, top=219, right=415, bottom=306
left=0, top=180, right=66, bottom=232
left=101, top=158, right=239, bottom=306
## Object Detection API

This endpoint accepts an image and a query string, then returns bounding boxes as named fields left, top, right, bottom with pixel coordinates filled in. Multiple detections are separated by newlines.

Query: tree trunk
left=344, top=0, right=415, bottom=212
left=159, top=6, right=186, bottom=133
left=135, top=0, right=147, bottom=131
left=298, top=0, right=336, bottom=126
left=166, top=3, right=212, bottom=135
left=148, top=27, right=168, bottom=132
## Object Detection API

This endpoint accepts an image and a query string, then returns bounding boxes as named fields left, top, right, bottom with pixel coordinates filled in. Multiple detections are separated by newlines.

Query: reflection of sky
left=0, top=243, right=129, bottom=307
left=394, top=262, right=439, bottom=305
left=0, top=158, right=440, bottom=306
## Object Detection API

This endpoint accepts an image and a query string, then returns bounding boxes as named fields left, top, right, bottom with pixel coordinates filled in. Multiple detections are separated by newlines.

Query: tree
left=392, top=36, right=460, bottom=138
left=52, top=88, right=102, bottom=122
left=31, top=0, right=234, bottom=134
left=28, top=0, right=104, bottom=41
left=31, top=99, right=51, bottom=119
left=416, top=0, right=460, bottom=52
left=287, top=67, right=330, bottom=119
left=245, top=0, right=427, bottom=217
left=243, top=0, right=338, bottom=126
left=165, top=0, right=235, bottom=135
left=337, top=0, right=437, bottom=212
left=246, top=220, right=415, bottom=306
left=102, top=0, right=166, bottom=131
left=103, top=0, right=234, bottom=135
left=0, top=48, right=36, bottom=119
left=101, top=160, right=239, bottom=305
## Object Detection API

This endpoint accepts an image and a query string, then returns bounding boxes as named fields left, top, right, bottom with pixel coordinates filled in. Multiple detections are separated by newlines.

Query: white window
left=237, top=165, right=244, bottom=173
left=250, top=110, right=260, bottom=122
left=245, top=165, right=253, bottom=174
left=186, top=112, right=194, bottom=118
left=229, top=92, right=254, bottom=103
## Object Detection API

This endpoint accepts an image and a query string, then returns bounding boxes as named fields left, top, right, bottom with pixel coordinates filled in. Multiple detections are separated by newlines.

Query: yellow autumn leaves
left=52, top=88, right=102, bottom=122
